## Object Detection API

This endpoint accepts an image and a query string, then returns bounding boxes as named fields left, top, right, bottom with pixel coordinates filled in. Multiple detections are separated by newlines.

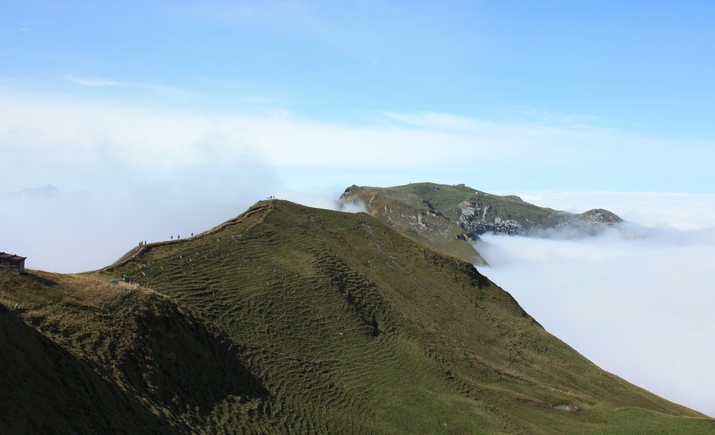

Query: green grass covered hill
left=1, top=200, right=711, bottom=434
left=339, top=183, right=622, bottom=264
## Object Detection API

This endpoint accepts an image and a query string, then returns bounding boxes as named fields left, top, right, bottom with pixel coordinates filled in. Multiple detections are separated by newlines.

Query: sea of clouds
left=475, top=191, right=715, bottom=418
left=2, top=187, right=713, bottom=418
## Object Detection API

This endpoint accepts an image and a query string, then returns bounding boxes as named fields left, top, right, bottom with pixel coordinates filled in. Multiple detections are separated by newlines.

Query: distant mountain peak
left=4, top=184, right=60, bottom=199
left=340, top=183, right=624, bottom=263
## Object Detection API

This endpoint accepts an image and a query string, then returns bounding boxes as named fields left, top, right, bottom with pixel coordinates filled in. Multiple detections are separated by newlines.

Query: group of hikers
left=169, top=232, right=194, bottom=241
left=138, top=232, right=196, bottom=247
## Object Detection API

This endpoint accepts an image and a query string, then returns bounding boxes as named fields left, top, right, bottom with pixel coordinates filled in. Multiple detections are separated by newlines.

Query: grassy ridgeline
left=1, top=199, right=712, bottom=434
left=339, top=183, right=623, bottom=266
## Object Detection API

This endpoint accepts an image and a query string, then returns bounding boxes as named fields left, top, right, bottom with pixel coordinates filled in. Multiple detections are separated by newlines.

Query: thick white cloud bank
left=476, top=191, right=715, bottom=418
left=2, top=92, right=715, bottom=195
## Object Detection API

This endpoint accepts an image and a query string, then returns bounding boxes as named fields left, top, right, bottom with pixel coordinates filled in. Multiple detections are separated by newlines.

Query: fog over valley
left=474, top=191, right=715, bottom=418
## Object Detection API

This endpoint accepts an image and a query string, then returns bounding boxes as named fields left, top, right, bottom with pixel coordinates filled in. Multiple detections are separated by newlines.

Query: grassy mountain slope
left=1, top=200, right=711, bottom=434
left=0, top=269, right=266, bottom=434
left=339, top=183, right=622, bottom=264
left=339, top=184, right=488, bottom=265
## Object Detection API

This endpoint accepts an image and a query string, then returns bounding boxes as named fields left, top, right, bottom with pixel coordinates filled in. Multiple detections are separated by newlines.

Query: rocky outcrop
left=342, top=183, right=624, bottom=241
left=455, top=199, right=623, bottom=236
left=456, top=199, right=526, bottom=235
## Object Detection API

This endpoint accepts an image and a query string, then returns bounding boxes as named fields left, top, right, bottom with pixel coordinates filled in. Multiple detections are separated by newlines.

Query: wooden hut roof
left=0, top=252, right=26, bottom=262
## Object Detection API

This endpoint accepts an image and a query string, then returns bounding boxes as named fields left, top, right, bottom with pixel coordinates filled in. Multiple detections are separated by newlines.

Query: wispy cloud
left=383, top=111, right=488, bottom=131
left=383, top=110, right=622, bottom=140
left=236, top=96, right=282, bottom=104
left=64, top=75, right=191, bottom=95
left=65, top=75, right=122, bottom=87
left=520, top=109, right=605, bottom=126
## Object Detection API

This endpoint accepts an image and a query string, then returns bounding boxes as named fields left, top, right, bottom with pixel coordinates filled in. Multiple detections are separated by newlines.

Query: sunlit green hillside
left=0, top=200, right=709, bottom=434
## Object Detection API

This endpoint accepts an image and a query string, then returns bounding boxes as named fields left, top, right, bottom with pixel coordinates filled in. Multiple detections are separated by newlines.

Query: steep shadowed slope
left=0, top=270, right=267, bottom=434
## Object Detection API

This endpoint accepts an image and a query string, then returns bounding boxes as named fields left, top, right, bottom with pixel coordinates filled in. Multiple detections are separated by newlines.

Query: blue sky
left=5, top=1, right=715, bottom=133
left=5, top=1, right=715, bottom=130
left=2, top=1, right=715, bottom=194
left=3, top=0, right=715, bottom=418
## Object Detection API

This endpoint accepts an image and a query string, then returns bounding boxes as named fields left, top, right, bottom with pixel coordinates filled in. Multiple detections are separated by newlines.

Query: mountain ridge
left=1, top=199, right=712, bottom=434
left=339, top=182, right=623, bottom=264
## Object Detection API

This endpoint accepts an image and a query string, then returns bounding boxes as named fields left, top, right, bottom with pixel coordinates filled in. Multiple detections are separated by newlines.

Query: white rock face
left=456, top=200, right=525, bottom=235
